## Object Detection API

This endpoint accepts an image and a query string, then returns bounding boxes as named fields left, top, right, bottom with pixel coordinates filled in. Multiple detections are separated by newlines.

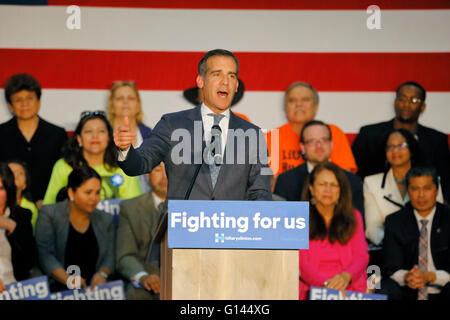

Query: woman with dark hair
left=43, top=111, right=141, bottom=204
left=299, top=162, right=369, bottom=300
left=36, top=166, right=115, bottom=291
left=364, top=129, right=444, bottom=246
left=0, top=162, right=37, bottom=288
left=8, top=161, right=38, bottom=230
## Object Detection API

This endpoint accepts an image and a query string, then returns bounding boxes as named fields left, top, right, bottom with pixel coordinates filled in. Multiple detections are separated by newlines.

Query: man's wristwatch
left=98, top=271, right=109, bottom=280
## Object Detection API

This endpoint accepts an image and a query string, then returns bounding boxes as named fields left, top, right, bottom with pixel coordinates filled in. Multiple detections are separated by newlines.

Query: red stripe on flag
left=47, top=0, right=450, bottom=10
left=0, top=49, right=449, bottom=91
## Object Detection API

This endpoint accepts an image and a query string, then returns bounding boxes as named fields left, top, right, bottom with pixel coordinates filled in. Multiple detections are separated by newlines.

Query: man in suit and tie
left=379, top=167, right=450, bottom=300
left=114, top=48, right=271, bottom=201
left=116, top=162, right=167, bottom=300
left=274, top=120, right=364, bottom=216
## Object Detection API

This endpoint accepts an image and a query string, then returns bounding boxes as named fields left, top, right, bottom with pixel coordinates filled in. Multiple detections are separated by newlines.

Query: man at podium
left=114, top=49, right=271, bottom=202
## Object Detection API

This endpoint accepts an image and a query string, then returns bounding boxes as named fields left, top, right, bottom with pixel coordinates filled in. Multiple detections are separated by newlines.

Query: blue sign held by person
left=168, top=200, right=309, bottom=249
left=49, top=280, right=126, bottom=300
left=0, top=276, right=50, bottom=300
left=309, top=287, right=387, bottom=300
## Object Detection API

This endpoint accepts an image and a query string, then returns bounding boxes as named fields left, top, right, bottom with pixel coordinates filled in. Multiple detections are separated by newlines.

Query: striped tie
left=418, top=219, right=428, bottom=300
left=208, top=113, right=225, bottom=189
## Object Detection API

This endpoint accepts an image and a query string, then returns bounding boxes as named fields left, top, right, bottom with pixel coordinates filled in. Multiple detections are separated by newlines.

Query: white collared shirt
left=391, top=206, right=450, bottom=294
left=200, top=103, right=230, bottom=157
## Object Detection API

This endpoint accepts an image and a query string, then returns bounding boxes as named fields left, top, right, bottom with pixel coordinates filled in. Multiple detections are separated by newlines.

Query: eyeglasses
left=80, top=110, right=106, bottom=119
left=303, top=137, right=331, bottom=146
left=386, top=142, right=408, bottom=151
left=396, top=96, right=422, bottom=105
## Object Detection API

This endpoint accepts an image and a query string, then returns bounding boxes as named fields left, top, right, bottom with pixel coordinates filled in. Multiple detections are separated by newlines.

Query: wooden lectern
left=155, top=210, right=299, bottom=300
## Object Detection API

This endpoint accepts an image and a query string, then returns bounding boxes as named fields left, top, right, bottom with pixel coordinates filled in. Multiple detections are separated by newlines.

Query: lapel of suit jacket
left=404, top=205, right=420, bottom=260
left=430, top=204, right=443, bottom=266
left=187, top=106, right=214, bottom=195
left=383, top=169, right=408, bottom=207
left=212, top=110, right=239, bottom=197
left=140, top=192, right=159, bottom=237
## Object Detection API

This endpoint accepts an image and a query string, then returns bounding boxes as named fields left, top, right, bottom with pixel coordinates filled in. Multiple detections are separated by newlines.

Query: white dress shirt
left=390, top=206, right=450, bottom=294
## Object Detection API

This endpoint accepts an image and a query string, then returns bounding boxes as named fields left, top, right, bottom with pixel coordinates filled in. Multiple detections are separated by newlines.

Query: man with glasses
left=274, top=120, right=364, bottom=217
left=0, top=73, right=68, bottom=208
left=352, top=81, right=449, bottom=202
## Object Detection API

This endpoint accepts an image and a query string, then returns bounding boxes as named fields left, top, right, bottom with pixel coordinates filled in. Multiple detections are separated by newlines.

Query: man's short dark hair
left=300, top=120, right=332, bottom=144
left=405, top=166, right=439, bottom=189
left=396, top=81, right=426, bottom=104
left=198, top=49, right=239, bottom=78
left=4, top=73, right=41, bottom=105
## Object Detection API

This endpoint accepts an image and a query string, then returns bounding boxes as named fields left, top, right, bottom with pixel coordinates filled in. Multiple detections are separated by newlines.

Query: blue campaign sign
left=0, top=276, right=50, bottom=300
left=97, top=198, right=122, bottom=226
left=49, top=280, right=125, bottom=300
left=309, top=287, right=387, bottom=300
left=168, top=200, right=309, bottom=249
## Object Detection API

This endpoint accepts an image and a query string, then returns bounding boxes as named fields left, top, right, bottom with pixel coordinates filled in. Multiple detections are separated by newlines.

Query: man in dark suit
left=114, top=49, right=271, bottom=202
left=116, top=162, right=167, bottom=300
left=352, top=81, right=449, bottom=202
left=379, top=167, right=450, bottom=300
left=274, top=120, right=364, bottom=216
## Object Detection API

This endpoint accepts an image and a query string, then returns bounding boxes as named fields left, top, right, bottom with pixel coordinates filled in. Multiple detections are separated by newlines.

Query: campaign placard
left=0, top=276, right=50, bottom=300
left=97, top=199, right=122, bottom=226
left=309, top=287, right=387, bottom=300
left=168, top=200, right=309, bottom=249
left=49, top=280, right=125, bottom=300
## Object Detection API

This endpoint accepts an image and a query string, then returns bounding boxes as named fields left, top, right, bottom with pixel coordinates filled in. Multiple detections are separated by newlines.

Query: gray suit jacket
left=35, top=200, right=115, bottom=277
left=116, top=192, right=160, bottom=280
left=118, top=106, right=272, bottom=203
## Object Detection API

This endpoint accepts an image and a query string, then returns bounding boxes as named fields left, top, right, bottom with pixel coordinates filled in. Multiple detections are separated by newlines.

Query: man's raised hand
left=114, top=116, right=136, bottom=151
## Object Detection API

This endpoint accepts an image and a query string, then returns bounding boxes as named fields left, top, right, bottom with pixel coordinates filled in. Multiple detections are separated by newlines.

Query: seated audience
left=36, top=166, right=115, bottom=291
left=352, top=81, right=449, bottom=202
left=0, top=73, right=68, bottom=208
left=43, top=110, right=141, bottom=204
left=274, top=120, right=364, bottom=216
left=298, top=162, right=369, bottom=300
left=379, top=167, right=450, bottom=300
left=364, top=129, right=444, bottom=246
left=183, top=78, right=250, bottom=122
left=266, top=81, right=356, bottom=176
left=107, top=81, right=152, bottom=194
left=0, top=163, right=36, bottom=286
left=116, top=162, right=167, bottom=300
left=8, top=161, right=38, bottom=231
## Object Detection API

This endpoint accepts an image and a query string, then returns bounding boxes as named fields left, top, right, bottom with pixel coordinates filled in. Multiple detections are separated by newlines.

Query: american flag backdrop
left=0, top=0, right=449, bottom=144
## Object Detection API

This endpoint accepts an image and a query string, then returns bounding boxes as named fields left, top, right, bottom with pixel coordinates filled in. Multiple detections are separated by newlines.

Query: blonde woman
left=107, top=81, right=152, bottom=192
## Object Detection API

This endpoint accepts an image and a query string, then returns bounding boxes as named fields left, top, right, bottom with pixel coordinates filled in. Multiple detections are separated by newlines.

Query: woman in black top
left=36, top=166, right=115, bottom=291
left=0, top=162, right=36, bottom=290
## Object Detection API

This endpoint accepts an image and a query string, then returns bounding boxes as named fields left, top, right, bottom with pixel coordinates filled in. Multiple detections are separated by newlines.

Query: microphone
left=211, top=124, right=222, bottom=165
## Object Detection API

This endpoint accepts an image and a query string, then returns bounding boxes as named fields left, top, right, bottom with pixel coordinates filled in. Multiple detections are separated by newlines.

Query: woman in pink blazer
left=299, top=162, right=369, bottom=300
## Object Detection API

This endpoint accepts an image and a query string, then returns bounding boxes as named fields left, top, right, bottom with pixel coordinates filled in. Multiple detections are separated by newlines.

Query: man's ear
left=196, top=75, right=204, bottom=89
left=420, top=103, right=426, bottom=114
left=7, top=104, right=14, bottom=114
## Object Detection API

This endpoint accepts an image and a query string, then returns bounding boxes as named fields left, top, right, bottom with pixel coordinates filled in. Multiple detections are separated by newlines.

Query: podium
left=154, top=200, right=308, bottom=300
